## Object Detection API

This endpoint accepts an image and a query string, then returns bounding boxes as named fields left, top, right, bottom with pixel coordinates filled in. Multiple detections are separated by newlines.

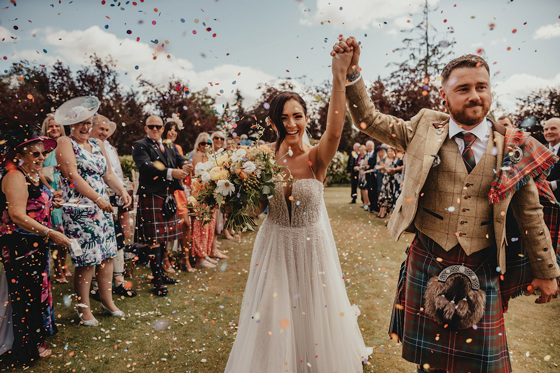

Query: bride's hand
left=332, top=49, right=353, bottom=77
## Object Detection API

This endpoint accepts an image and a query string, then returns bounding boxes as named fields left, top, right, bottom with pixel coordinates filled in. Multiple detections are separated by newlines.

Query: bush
left=119, top=155, right=138, bottom=181
left=325, top=151, right=350, bottom=185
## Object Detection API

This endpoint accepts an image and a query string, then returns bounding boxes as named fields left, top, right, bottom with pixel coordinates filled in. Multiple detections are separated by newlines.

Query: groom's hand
left=526, top=278, right=558, bottom=303
left=331, top=36, right=361, bottom=77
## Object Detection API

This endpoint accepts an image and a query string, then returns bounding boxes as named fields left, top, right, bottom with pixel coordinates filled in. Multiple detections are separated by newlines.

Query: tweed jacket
left=347, top=77, right=560, bottom=279
left=132, top=137, right=186, bottom=196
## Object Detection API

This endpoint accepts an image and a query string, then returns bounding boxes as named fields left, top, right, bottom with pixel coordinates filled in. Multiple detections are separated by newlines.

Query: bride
left=225, top=49, right=371, bottom=372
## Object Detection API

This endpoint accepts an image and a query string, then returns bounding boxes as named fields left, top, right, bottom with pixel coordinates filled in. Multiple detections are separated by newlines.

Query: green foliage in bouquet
left=189, top=144, right=285, bottom=232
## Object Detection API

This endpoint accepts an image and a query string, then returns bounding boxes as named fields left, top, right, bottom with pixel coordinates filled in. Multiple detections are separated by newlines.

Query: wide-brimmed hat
left=0, top=119, right=57, bottom=166
left=93, top=114, right=117, bottom=137
left=54, top=96, right=100, bottom=126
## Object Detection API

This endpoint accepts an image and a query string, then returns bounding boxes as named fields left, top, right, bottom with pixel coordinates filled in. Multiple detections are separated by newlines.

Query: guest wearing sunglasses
left=210, top=131, right=236, bottom=243
left=132, top=115, right=191, bottom=296
left=191, top=132, right=218, bottom=269
left=0, top=119, right=72, bottom=364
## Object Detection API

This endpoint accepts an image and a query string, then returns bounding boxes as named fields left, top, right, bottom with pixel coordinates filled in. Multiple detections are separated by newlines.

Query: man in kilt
left=332, top=38, right=560, bottom=373
left=132, top=115, right=191, bottom=296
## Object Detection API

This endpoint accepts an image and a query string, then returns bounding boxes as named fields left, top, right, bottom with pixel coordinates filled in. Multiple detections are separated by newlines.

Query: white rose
left=242, top=161, right=257, bottom=174
left=200, top=171, right=211, bottom=183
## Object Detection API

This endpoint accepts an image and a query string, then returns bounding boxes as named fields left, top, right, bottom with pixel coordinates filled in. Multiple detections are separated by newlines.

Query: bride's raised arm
left=314, top=48, right=354, bottom=175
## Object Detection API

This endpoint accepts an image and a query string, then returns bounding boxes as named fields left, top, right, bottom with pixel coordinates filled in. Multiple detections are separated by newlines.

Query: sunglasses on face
left=147, top=125, right=163, bottom=130
left=29, top=151, right=49, bottom=158
left=214, top=137, right=224, bottom=141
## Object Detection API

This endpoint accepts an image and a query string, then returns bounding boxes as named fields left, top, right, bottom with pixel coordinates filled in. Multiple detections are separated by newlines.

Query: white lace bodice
left=266, top=179, right=324, bottom=228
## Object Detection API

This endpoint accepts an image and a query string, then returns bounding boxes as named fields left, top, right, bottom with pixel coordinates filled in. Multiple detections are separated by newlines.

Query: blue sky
left=1, top=0, right=559, bottom=113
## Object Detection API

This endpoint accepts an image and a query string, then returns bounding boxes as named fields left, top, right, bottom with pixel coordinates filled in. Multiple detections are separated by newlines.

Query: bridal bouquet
left=188, top=144, right=285, bottom=232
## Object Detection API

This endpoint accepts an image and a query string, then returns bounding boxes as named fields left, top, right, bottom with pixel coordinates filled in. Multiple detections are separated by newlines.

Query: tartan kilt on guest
left=389, top=232, right=511, bottom=373
left=135, top=193, right=182, bottom=246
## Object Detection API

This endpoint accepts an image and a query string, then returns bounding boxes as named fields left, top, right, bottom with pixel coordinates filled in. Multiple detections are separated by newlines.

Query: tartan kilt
left=135, top=194, right=182, bottom=246
left=389, top=233, right=511, bottom=373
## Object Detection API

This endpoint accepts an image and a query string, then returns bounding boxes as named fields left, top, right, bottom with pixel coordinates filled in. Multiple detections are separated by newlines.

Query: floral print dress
left=61, top=138, right=117, bottom=267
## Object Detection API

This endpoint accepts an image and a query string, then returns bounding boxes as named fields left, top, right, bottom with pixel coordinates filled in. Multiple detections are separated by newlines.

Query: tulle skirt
left=225, top=216, right=371, bottom=372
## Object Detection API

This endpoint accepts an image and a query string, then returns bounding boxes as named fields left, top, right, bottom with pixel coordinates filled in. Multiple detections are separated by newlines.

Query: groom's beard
left=447, top=99, right=490, bottom=127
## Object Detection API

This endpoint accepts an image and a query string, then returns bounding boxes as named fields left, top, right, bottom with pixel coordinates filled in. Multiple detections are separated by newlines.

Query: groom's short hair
left=441, top=54, right=490, bottom=86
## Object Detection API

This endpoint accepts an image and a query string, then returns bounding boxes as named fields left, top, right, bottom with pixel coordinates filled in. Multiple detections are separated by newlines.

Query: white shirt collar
left=147, top=135, right=162, bottom=145
left=448, top=117, right=489, bottom=140
left=550, top=142, right=560, bottom=154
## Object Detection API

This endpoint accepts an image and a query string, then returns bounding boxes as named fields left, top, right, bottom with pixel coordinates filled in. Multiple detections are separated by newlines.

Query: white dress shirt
left=448, top=117, right=490, bottom=164
left=104, top=140, right=124, bottom=184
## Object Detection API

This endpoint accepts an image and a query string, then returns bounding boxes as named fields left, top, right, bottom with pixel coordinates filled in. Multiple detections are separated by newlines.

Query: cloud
left=533, top=23, right=560, bottom=40
left=11, top=49, right=60, bottom=66
left=0, top=26, right=17, bottom=41
left=33, top=26, right=279, bottom=110
left=493, top=72, right=560, bottom=112
left=300, top=0, right=439, bottom=31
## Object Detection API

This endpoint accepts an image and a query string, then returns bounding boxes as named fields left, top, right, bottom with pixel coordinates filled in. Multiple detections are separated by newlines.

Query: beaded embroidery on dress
left=225, top=177, right=371, bottom=372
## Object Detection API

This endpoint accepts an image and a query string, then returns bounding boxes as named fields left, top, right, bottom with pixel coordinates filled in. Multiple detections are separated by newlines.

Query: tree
left=516, top=87, right=560, bottom=125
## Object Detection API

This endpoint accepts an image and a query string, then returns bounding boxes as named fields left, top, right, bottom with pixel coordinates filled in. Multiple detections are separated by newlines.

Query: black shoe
left=113, top=284, right=137, bottom=297
left=349, top=200, right=356, bottom=204
left=90, top=290, right=101, bottom=302
left=161, top=275, right=178, bottom=285
left=152, top=285, right=168, bottom=297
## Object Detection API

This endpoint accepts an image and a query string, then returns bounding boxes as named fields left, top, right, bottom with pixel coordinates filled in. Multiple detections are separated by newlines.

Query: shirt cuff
left=166, top=168, right=173, bottom=180
left=552, top=180, right=557, bottom=191
left=346, top=73, right=362, bottom=87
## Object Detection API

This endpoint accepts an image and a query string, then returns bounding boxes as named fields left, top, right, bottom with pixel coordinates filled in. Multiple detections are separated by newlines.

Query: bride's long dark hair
left=268, top=92, right=307, bottom=154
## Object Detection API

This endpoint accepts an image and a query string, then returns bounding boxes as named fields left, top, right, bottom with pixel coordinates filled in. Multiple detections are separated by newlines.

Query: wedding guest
left=347, top=142, right=360, bottom=204
left=377, top=147, right=403, bottom=219
left=132, top=115, right=187, bottom=296
left=162, top=116, right=195, bottom=273
left=40, top=114, right=71, bottom=283
left=356, top=145, right=370, bottom=210
left=55, top=97, right=131, bottom=324
left=191, top=133, right=217, bottom=269
left=211, top=131, right=235, bottom=242
left=0, top=119, right=70, bottom=364
left=225, top=137, right=235, bottom=151
left=89, top=115, right=137, bottom=297
left=497, top=115, right=514, bottom=128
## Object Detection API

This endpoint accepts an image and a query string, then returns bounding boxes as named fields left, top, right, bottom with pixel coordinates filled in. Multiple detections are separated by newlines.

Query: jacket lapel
left=149, top=138, right=168, bottom=166
left=422, top=120, right=449, bottom=176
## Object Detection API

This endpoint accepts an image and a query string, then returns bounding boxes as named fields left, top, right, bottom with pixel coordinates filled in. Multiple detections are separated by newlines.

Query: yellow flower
left=216, top=154, right=230, bottom=167
left=209, top=167, right=229, bottom=181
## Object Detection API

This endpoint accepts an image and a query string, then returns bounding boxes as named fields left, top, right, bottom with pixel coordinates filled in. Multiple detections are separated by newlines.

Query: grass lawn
left=8, top=185, right=560, bottom=372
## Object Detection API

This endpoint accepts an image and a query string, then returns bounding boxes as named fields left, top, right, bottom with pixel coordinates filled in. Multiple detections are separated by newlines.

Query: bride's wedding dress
left=225, top=178, right=371, bottom=372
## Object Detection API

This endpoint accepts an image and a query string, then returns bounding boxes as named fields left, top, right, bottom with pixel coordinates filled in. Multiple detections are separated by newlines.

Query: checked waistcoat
left=414, top=130, right=497, bottom=254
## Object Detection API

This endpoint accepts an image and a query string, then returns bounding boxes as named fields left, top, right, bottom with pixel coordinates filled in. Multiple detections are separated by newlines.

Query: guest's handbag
left=424, top=264, right=486, bottom=330
left=162, top=193, right=177, bottom=218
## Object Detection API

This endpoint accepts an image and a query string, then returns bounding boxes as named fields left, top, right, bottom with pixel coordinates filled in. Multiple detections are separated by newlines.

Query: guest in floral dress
left=55, top=97, right=132, bottom=326
left=377, top=147, right=403, bottom=219
left=0, top=119, right=70, bottom=364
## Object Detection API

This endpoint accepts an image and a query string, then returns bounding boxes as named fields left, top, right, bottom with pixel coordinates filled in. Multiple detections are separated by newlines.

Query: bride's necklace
left=19, top=166, right=40, bottom=184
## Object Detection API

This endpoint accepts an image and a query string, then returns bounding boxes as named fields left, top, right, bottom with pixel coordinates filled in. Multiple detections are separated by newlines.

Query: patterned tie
left=456, top=132, right=477, bottom=173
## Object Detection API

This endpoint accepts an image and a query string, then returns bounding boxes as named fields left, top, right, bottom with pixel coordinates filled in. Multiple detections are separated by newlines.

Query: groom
left=332, top=37, right=560, bottom=372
